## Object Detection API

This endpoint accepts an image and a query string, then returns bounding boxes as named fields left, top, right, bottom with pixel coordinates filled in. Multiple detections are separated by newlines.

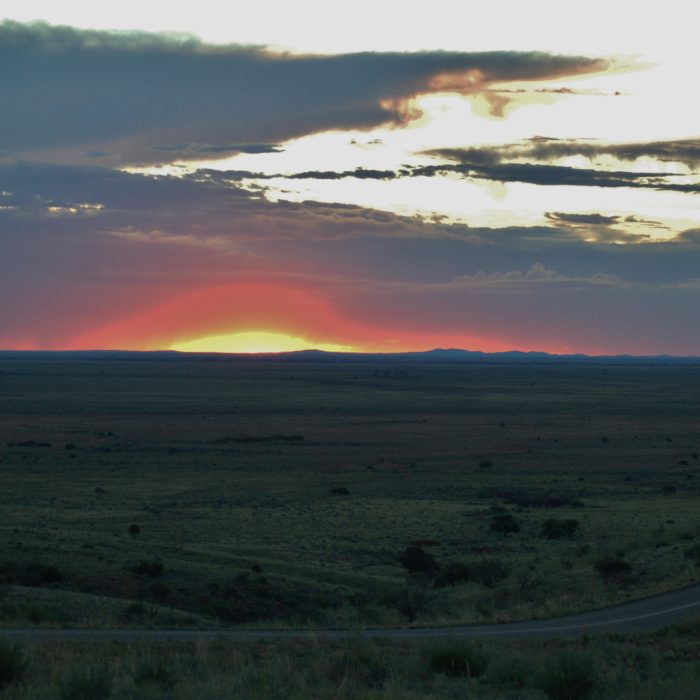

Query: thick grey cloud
left=151, top=143, right=283, bottom=156
left=429, top=137, right=700, bottom=169
left=0, top=21, right=608, bottom=163
left=2, top=161, right=699, bottom=281
left=242, top=161, right=700, bottom=194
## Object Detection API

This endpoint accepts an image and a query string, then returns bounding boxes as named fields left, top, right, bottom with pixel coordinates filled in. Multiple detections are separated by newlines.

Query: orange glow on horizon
left=171, top=331, right=354, bottom=354
left=64, top=282, right=515, bottom=355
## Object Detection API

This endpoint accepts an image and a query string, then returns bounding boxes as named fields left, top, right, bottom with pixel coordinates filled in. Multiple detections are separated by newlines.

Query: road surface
left=2, top=584, right=699, bottom=643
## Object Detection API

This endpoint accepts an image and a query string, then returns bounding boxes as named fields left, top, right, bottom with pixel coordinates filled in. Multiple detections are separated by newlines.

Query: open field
left=1, top=356, right=699, bottom=632
left=1, top=624, right=700, bottom=699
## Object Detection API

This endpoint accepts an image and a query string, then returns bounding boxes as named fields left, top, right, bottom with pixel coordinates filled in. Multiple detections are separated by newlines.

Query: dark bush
left=535, top=651, right=597, bottom=700
left=133, top=659, right=176, bottom=690
left=428, top=642, right=489, bottom=678
left=594, top=555, right=631, bottom=579
left=128, top=524, right=140, bottom=536
left=0, top=561, right=64, bottom=587
left=399, top=546, right=439, bottom=577
left=435, top=562, right=473, bottom=587
left=148, top=581, right=170, bottom=603
left=329, top=640, right=389, bottom=689
left=124, top=602, right=145, bottom=620
left=435, top=559, right=509, bottom=589
left=59, top=666, right=113, bottom=700
left=470, top=559, right=510, bottom=588
left=684, top=543, right=700, bottom=564
left=330, top=487, right=349, bottom=495
left=131, top=560, right=165, bottom=578
left=0, top=642, right=27, bottom=689
left=489, top=653, right=533, bottom=689
left=498, top=491, right=581, bottom=509
left=541, top=519, right=579, bottom=539
left=490, top=513, right=520, bottom=536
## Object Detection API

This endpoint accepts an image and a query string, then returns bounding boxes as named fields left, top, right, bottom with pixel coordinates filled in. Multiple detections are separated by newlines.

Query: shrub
left=131, top=560, right=164, bottom=578
left=498, top=491, right=581, bottom=509
left=133, top=659, right=176, bottom=690
left=0, top=642, right=27, bottom=689
left=535, top=651, right=597, bottom=700
left=124, top=602, right=145, bottom=620
left=0, top=561, right=64, bottom=587
left=399, top=546, right=439, bottom=577
left=329, top=640, right=389, bottom=689
left=59, top=666, right=113, bottom=700
left=490, top=513, right=520, bottom=536
left=541, top=519, right=579, bottom=539
left=428, top=642, right=489, bottom=678
left=149, top=581, right=170, bottom=603
left=469, top=559, right=510, bottom=588
left=684, top=543, right=700, bottom=564
left=435, top=562, right=473, bottom=587
left=128, top=523, right=140, bottom=536
left=436, top=559, right=510, bottom=588
left=489, top=653, right=533, bottom=689
left=594, top=556, right=631, bottom=579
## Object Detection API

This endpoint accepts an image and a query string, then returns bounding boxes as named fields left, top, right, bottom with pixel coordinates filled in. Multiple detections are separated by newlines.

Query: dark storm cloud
left=545, top=212, right=621, bottom=226
left=0, top=21, right=609, bottom=163
left=544, top=212, right=668, bottom=229
left=408, top=162, right=699, bottom=192
left=2, top=161, right=700, bottom=278
left=0, top=162, right=453, bottom=243
left=252, top=161, right=700, bottom=194
left=429, top=137, right=700, bottom=170
left=151, top=143, right=283, bottom=155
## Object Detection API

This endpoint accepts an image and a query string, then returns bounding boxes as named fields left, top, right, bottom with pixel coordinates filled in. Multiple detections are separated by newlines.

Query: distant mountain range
left=0, top=348, right=698, bottom=364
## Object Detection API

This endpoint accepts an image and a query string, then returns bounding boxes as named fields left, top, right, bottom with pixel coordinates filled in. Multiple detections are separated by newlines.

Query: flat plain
left=1, top=355, right=699, bottom=631
left=2, top=356, right=700, bottom=698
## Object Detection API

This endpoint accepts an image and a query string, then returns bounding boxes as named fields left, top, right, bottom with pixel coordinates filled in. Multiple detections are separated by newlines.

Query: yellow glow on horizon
left=171, top=331, right=354, bottom=354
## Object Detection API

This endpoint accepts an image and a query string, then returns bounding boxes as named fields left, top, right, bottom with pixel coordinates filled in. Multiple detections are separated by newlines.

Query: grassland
left=2, top=625, right=700, bottom=698
left=0, top=356, right=699, bottom=633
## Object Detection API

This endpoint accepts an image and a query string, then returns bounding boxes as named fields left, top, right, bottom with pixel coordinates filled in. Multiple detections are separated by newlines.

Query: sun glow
left=171, top=331, right=354, bottom=354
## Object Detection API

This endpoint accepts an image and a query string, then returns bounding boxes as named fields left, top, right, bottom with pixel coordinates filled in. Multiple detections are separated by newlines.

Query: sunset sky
left=1, top=1, right=699, bottom=355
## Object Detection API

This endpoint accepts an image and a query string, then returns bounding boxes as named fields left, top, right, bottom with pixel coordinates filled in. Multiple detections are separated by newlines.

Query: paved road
left=2, top=584, right=699, bottom=643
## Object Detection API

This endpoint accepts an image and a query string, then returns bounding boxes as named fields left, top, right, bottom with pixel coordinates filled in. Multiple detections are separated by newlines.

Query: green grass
left=1, top=623, right=700, bottom=698
left=1, top=358, right=699, bottom=628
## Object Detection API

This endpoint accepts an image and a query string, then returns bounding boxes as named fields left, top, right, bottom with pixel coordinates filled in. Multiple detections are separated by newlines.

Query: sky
left=1, top=1, right=699, bottom=355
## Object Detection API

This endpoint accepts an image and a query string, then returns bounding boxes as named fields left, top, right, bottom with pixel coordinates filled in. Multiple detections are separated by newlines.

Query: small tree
left=490, top=513, right=520, bottom=536
left=399, top=546, right=439, bottom=577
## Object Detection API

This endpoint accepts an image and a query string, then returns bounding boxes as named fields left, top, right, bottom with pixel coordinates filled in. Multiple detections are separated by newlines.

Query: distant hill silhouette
left=0, top=348, right=698, bottom=365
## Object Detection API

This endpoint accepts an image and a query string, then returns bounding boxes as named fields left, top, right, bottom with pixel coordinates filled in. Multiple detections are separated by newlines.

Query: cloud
left=248, top=161, right=700, bottom=194
left=0, top=21, right=609, bottom=164
left=2, top=161, right=700, bottom=354
left=151, top=143, right=283, bottom=156
left=428, top=137, right=700, bottom=170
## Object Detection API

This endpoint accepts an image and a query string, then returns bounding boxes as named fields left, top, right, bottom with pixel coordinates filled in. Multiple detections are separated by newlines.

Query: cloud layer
left=2, top=162, right=700, bottom=354
left=0, top=21, right=608, bottom=163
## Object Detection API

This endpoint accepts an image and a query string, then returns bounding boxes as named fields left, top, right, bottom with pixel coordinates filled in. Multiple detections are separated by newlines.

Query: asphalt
left=1, top=583, right=699, bottom=643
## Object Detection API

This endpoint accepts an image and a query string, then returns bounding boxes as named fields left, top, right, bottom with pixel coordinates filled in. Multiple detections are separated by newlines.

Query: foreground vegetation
left=0, top=357, right=699, bottom=629
left=1, top=623, right=699, bottom=699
